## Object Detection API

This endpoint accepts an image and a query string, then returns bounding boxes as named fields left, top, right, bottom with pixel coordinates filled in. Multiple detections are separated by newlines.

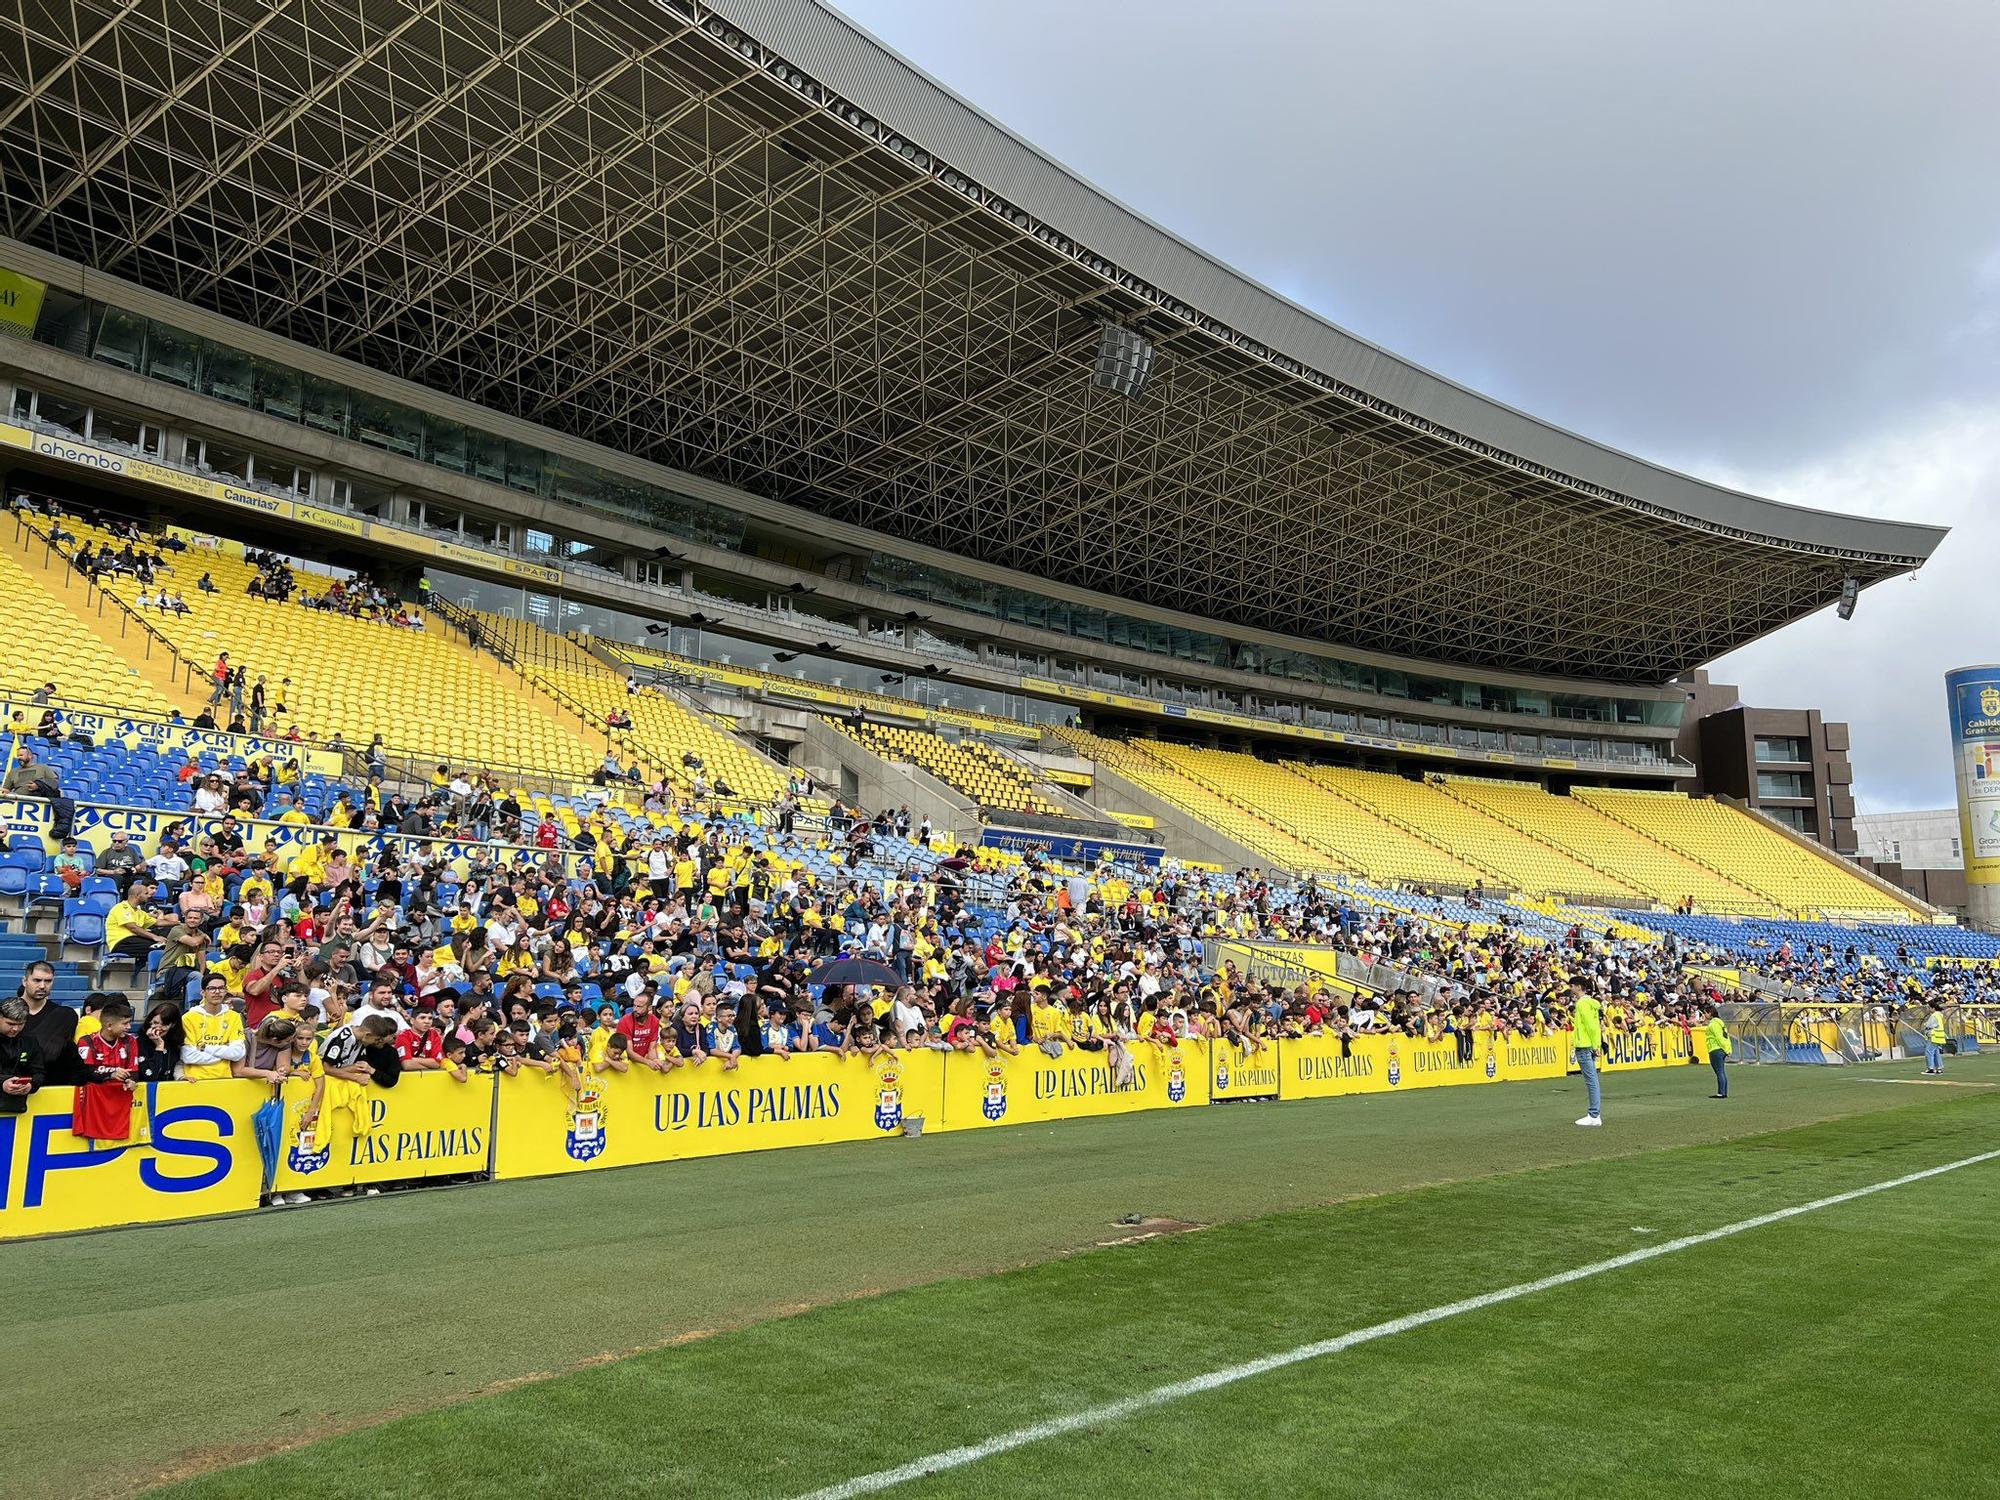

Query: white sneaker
left=285, top=1192, right=311, bottom=1206
left=1575, top=1115, right=1603, bottom=1127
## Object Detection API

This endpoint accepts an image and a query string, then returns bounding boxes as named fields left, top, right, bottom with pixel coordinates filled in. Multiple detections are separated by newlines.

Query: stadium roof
left=0, top=0, right=1948, bottom=682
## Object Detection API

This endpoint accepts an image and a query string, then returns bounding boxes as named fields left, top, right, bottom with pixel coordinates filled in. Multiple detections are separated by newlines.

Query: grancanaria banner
left=938, top=1042, right=1209, bottom=1131
left=0, top=1081, right=267, bottom=1239
left=491, top=1049, right=947, bottom=1180
left=271, top=1072, right=494, bottom=1192
left=1209, top=1039, right=1281, bottom=1099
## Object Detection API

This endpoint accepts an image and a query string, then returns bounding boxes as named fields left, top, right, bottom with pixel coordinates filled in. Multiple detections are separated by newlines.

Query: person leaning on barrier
left=2, top=747, right=77, bottom=839
left=0, top=999, right=44, bottom=1114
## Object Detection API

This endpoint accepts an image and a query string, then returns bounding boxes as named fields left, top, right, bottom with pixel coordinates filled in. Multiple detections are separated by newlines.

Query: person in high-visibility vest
left=1923, top=1005, right=1948, bottom=1076
left=1571, top=979, right=1604, bottom=1126
left=1704, top=1006, right=1731, bottom=1099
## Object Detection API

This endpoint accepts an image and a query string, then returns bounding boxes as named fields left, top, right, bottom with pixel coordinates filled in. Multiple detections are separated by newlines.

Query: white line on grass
left=792, top=1147, right=2000, bottom=1500
left=1846, top=1078, right=1997, bottom=1088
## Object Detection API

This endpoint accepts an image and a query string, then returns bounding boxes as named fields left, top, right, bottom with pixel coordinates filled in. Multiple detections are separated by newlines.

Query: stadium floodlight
left=1836, top=576, right=1860, bottom=621
left=1092, top=321, right=1157, bottom=400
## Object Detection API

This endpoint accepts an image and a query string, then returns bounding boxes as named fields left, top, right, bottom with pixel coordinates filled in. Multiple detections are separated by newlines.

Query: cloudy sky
left=831, top=0, right=2000, bottom=812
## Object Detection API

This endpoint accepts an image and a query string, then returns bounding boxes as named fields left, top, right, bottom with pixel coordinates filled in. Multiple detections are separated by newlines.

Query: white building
left=1852, top=809, right=1963, bottom=870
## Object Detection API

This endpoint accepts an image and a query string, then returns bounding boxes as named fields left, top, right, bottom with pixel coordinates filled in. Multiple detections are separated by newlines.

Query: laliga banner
left=1590, top=1025, right=1708, bottom=1073
left=271, top=1072, right=494, bottom=1192
left=0, top=1081, right=267, bottom=1239
left=1210, top=1040, right=1281, bottom=1100
left=491, top=1049, right=948, bottom=1181
left=937, top=1041, right=1209, bottom=1131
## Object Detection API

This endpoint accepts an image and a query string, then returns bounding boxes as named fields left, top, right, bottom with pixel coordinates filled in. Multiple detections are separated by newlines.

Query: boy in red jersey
left=74, top=998, right=140, bottom=1142
left=395, top=1008, right=446, bottom=1071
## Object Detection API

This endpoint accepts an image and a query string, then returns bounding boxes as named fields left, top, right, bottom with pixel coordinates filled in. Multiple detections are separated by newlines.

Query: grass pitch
left=9, top=1056, right=1998, bottom=1498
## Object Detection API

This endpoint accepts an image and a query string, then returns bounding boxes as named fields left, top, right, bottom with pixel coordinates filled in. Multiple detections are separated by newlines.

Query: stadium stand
left=1439, top=777, right=1777, bottom=913
left=823, top=716, right=1071, bottom=819
left=32, top=521, right=606, bottom=781
left=1573, top=788, right=1920, bottom=917
left=1139, top=743, right=1479, bottom=888
left=1285, top=764, right=1644, bottom=904
left=1052, top=727, right=1336, bottom=876
left=467, top=611, right=788, bottom=803
left=0, top=540, right=174, bottom=716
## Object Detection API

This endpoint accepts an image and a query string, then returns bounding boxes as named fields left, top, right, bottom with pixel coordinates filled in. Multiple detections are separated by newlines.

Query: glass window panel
left=145, top=324, right=199, bottom=388
left=302, top=376, right=348, bottom=436
left=425, top=416, right=470, bottom=473
left=91, top=307, right=146, bottom=371
left=203, top=342, right=254, bottom=406
left=253, top=360, right=302, bottom=422
left=353, top=395, right=420, bottom=457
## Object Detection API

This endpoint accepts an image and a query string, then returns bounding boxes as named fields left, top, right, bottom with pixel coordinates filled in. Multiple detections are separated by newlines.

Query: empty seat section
left=827, top=717, right=1069, bottom=818
left=1290, top=764, right=1641, bottom=902
left=471, top=611, right=786, bottom=801
left=64, top=526, right=602, bottom=777
left=1052, top=728, right=1340, bottom=875
left=1574, top=788, right=1918, bottom=916
left=0, top=541, right=173, bottom=715
left=1143, top=744, right=1480, bottom=886
left=1444, top=779, right=1771, bottom=912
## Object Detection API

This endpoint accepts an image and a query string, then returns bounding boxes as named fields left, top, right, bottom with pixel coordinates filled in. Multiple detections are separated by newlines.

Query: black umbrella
left=808, top=955, right=904, bottom=988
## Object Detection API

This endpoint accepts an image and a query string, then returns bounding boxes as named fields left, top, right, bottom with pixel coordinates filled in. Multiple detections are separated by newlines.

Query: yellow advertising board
left=0, top=1081, right=267, bottom=1240
left=1498, top=1033, right=1573, bottom=1082
left=1209, top=1039, right=1281, bottom=1099
left=491, top=1049, right=946, bottom=1180
left=938, top=1042, right=1208, bottom=1131
left=1594, top=1025, right=1708, bottom=1073
left=270, top=1072, right=494, bottom=1191
left=1282, top=1029, right=1571, bottom=1102
left=0, top=267, right=47, bottom=335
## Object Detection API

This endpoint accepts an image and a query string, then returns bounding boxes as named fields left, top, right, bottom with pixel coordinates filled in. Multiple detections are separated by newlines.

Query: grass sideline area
left=8, top=1056, right=1996, bottom=1498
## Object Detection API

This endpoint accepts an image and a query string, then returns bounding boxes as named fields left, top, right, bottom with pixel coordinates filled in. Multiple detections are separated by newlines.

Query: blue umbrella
left=807, top=955, right=904, bottom=989
left=251, top=1089, right=286, bottom=1193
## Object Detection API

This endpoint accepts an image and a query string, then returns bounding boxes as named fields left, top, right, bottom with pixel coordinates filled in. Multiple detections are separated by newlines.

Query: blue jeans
left=1710, top=1052, right=1728, bottom=1097
left=1575, top=1048, right=1601, bottom=1117
left=1926, top=1041, right=1944, bottom=1071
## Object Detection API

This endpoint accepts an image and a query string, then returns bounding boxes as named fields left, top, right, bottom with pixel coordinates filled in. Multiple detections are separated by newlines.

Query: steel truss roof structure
left=0, top=0, right=1947, bottom=682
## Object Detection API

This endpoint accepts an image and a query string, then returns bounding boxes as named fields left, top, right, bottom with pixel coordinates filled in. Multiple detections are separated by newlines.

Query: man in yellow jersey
left=181, top=973, right=246, bottom=1081
left=1704, top=1005, right=1731, bottom=1099
left=1570, top=979, right=1603, bottom=1126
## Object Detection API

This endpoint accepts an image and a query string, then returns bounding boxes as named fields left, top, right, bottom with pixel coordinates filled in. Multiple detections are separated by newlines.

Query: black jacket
left=20, top=999, right=77, bottom=1089
left=0, top=1032, right=43, bottom=1114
